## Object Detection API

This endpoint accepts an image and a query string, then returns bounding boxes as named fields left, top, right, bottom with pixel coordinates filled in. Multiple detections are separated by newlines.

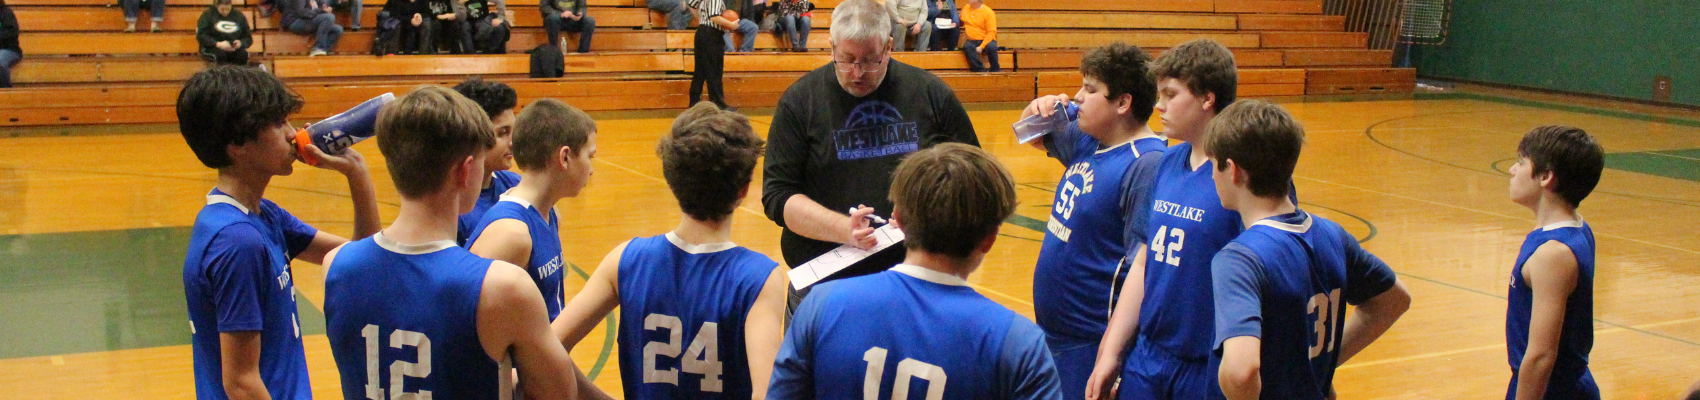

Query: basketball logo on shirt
left=834, top=101, right=920, bottom=160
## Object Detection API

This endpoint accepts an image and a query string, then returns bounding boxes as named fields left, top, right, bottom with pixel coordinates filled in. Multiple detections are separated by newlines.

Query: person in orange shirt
left=959, top=0, right=997, bottom=71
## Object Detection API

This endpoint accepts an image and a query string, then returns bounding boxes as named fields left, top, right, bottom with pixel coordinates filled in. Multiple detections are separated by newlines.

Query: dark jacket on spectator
left=0, top=0, right=20, bottom=55
left=539, top=0, right=583, bottom=18
left=196, top=5, right=253, bottom=51
left=277, top=0, right=326, bottom=28
left=424, top=0, right=466, bottom=19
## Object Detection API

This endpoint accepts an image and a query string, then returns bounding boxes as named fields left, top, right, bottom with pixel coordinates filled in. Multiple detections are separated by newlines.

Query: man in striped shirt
left=687, top=0, right=739, bottom=109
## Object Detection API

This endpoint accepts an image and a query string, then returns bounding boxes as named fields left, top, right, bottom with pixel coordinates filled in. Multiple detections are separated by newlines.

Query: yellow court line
left=1292, top=175, right=1700, bottom=256
left=1339, top=316, right=1700, bottom=370
left=596, top=158, right=1037, bottom=307
left=1337, top=343, right=1505, bottom=370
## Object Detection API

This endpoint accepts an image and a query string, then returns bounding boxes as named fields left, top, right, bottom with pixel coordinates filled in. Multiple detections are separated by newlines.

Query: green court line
left=1602, top=149, right=1700, bottom=183
left=1416, top=92, right=1700, bottom=129
left=565, top=261, right=617, bottom=381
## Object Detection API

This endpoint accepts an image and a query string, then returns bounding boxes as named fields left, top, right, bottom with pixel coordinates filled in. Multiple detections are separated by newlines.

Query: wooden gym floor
left=0, top=87, right=1696, bottom=399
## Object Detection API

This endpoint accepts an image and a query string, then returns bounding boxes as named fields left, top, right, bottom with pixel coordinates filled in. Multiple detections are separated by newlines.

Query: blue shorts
left=1049, top=341, right=1098, bottom=399
left=1118, top=340, right=1224, bottom=400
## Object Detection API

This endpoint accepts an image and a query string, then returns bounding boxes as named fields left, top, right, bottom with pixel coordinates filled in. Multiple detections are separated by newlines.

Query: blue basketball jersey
left=458, top=170, right=523, bottom=246
left=615, top=233, right=779, bottom=399
left=1034, top=125, right=1167, bottom=348
left=1506, top=220, right=1598, bottom=400
left=466, top=195, right=566, bottom=319
left=325, top=232, right=502, bottom=400
left=1134, top=142, right=1245, bottom=361
left=183, top=189, right=316, bottom=400
left=768, top=266, right=1063, bottom=400
left=1210, top=211, right=1398, bottom=400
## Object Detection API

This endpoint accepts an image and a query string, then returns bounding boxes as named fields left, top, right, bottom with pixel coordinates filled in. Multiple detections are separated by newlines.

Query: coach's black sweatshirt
left=760, top=59, right=979, bottom=270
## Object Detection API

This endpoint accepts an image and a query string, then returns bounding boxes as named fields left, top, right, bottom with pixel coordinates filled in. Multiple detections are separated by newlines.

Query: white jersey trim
left=664, top=232, right=738, bottom=254
left=206, top=192, right=252, bottom=214
left=1093, top=140, right=1133, bottom=155
left=1249, top=211, right=1313, bottom=234
left=373, top=231, right=458, bottom=255
left=890, top=264, right=969, bottom=287
left=1540, top=217, right=1585, bottom=231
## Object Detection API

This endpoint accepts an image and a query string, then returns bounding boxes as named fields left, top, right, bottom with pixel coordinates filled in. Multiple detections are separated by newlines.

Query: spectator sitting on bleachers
left=721, top=0, right=757, bottom=52
left=465, top=0, right=509, bottom=53
left=927, top=0, right=957, bottom=51
left=196, top=0, right=252, bottom=65
left=885, top=0, right=927, bottom=51
left=959, top=0, right=995, bottom=71
left=0, top=0, right=17, bottom=88
left=120, top=0, right=165, bottom=32
left=776, top=0, right=811, bottom=51
left=279, top=0, right=345, bottom=56
left=542, top=0, right=594, bottom=53
left=327, top=0, right=361, bottom=30
left=648, top=0, right=690, bottom=30
left=420, top=0, right=472, bottom=53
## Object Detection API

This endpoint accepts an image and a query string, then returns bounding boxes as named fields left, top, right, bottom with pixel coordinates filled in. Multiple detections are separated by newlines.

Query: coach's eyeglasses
left=834, top=53, right=889, bottom=74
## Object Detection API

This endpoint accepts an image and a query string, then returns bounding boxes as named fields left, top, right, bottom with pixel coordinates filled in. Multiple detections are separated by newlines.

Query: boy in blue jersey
left=176, top=65, right=381, bottom=400
left=1504, top=125, right=1605, bottom=400
left=452, top=77, right=521, bottom=246
left=554, top=102, right=789, bottom=399
left=1018, top=42, right=1166, bottom=398
left=769, top=143, right=1063, bottom=400
left=1201, top=100, right=1411, bottom=400
left=322, top=86, right=605, bottom=400
left=466, top=98, right=597, bottom=320
left=1087, top=38, right=1241, bottom=400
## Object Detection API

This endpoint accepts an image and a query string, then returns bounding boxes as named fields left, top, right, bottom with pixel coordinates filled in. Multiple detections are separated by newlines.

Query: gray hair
left=830, top=0, right=893, bottom=45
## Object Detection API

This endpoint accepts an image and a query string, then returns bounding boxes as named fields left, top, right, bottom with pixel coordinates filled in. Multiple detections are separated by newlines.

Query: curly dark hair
left=176, top=65, right=303, bottom=168
left=451, top=76, right=518, bottom=119
left=659, top=102, right=766, bottom=222
left=1152, top=39, right=1238, bottom=113
left=1518, top=125, right=1604, bottom=207
left=1080, top=42, right=1158, bottom=123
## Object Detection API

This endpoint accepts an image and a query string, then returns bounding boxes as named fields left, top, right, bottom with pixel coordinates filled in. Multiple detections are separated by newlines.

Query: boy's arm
left=1514, top=241, right=1579, bottom=400
left=206, top=227, right=277, bottom=400
left=219, top=332, right=274, bottom=400
left=1211, top=245, right=1267, bottom=400
left=468, top=219, right=535, bottom=268
left=553, top=241, right=628, bottom=348
left=766, top=285, right=825, bottom=398
left=480, top=261, right=604, bottom=400
left=1001, top=320, right=1064, bottom=400
left=1217, top=336, right=1261, bottom=400
left=744, top=265, right=790, bottom=400
left=295, top=146, right=380, bottom=265
left=1085, top=245, right=1144, bottom=400
left=1337, top=236, right=1408, bottom=365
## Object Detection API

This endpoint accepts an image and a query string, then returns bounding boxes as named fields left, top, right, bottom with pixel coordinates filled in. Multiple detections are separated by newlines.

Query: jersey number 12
left=360, top=324, right=432, bottom=400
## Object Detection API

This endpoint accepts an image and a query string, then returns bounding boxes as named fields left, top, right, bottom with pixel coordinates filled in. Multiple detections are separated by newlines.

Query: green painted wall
left=1411, top=1, right=1700, bottom=106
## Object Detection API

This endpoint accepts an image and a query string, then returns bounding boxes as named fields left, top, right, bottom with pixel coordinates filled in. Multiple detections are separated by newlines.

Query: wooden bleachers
left=1, top=0, right=1416, bottom=126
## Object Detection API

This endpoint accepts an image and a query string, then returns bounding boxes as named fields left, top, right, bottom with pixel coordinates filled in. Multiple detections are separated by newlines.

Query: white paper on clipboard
left=787, top=224, right=905, bottom=290
left=934, top=18, right=956, bottom=29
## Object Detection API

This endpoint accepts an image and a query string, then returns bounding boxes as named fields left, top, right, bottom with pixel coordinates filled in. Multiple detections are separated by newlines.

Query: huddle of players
left=175, top=38, right=1608, bottom=400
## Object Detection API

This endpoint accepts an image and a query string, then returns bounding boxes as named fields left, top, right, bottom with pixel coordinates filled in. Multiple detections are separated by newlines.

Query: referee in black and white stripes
left=686, top=0, right=738, bottom=109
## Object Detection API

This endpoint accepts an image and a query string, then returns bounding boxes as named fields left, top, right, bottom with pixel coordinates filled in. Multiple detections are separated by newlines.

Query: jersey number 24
left=644, top=313, right=725, bottom=392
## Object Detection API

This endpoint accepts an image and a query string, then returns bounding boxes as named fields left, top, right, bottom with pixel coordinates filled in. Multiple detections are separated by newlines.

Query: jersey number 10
left=862, top=347, right=948, bottom=400
left=643, top=313, right=724, bottom=392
